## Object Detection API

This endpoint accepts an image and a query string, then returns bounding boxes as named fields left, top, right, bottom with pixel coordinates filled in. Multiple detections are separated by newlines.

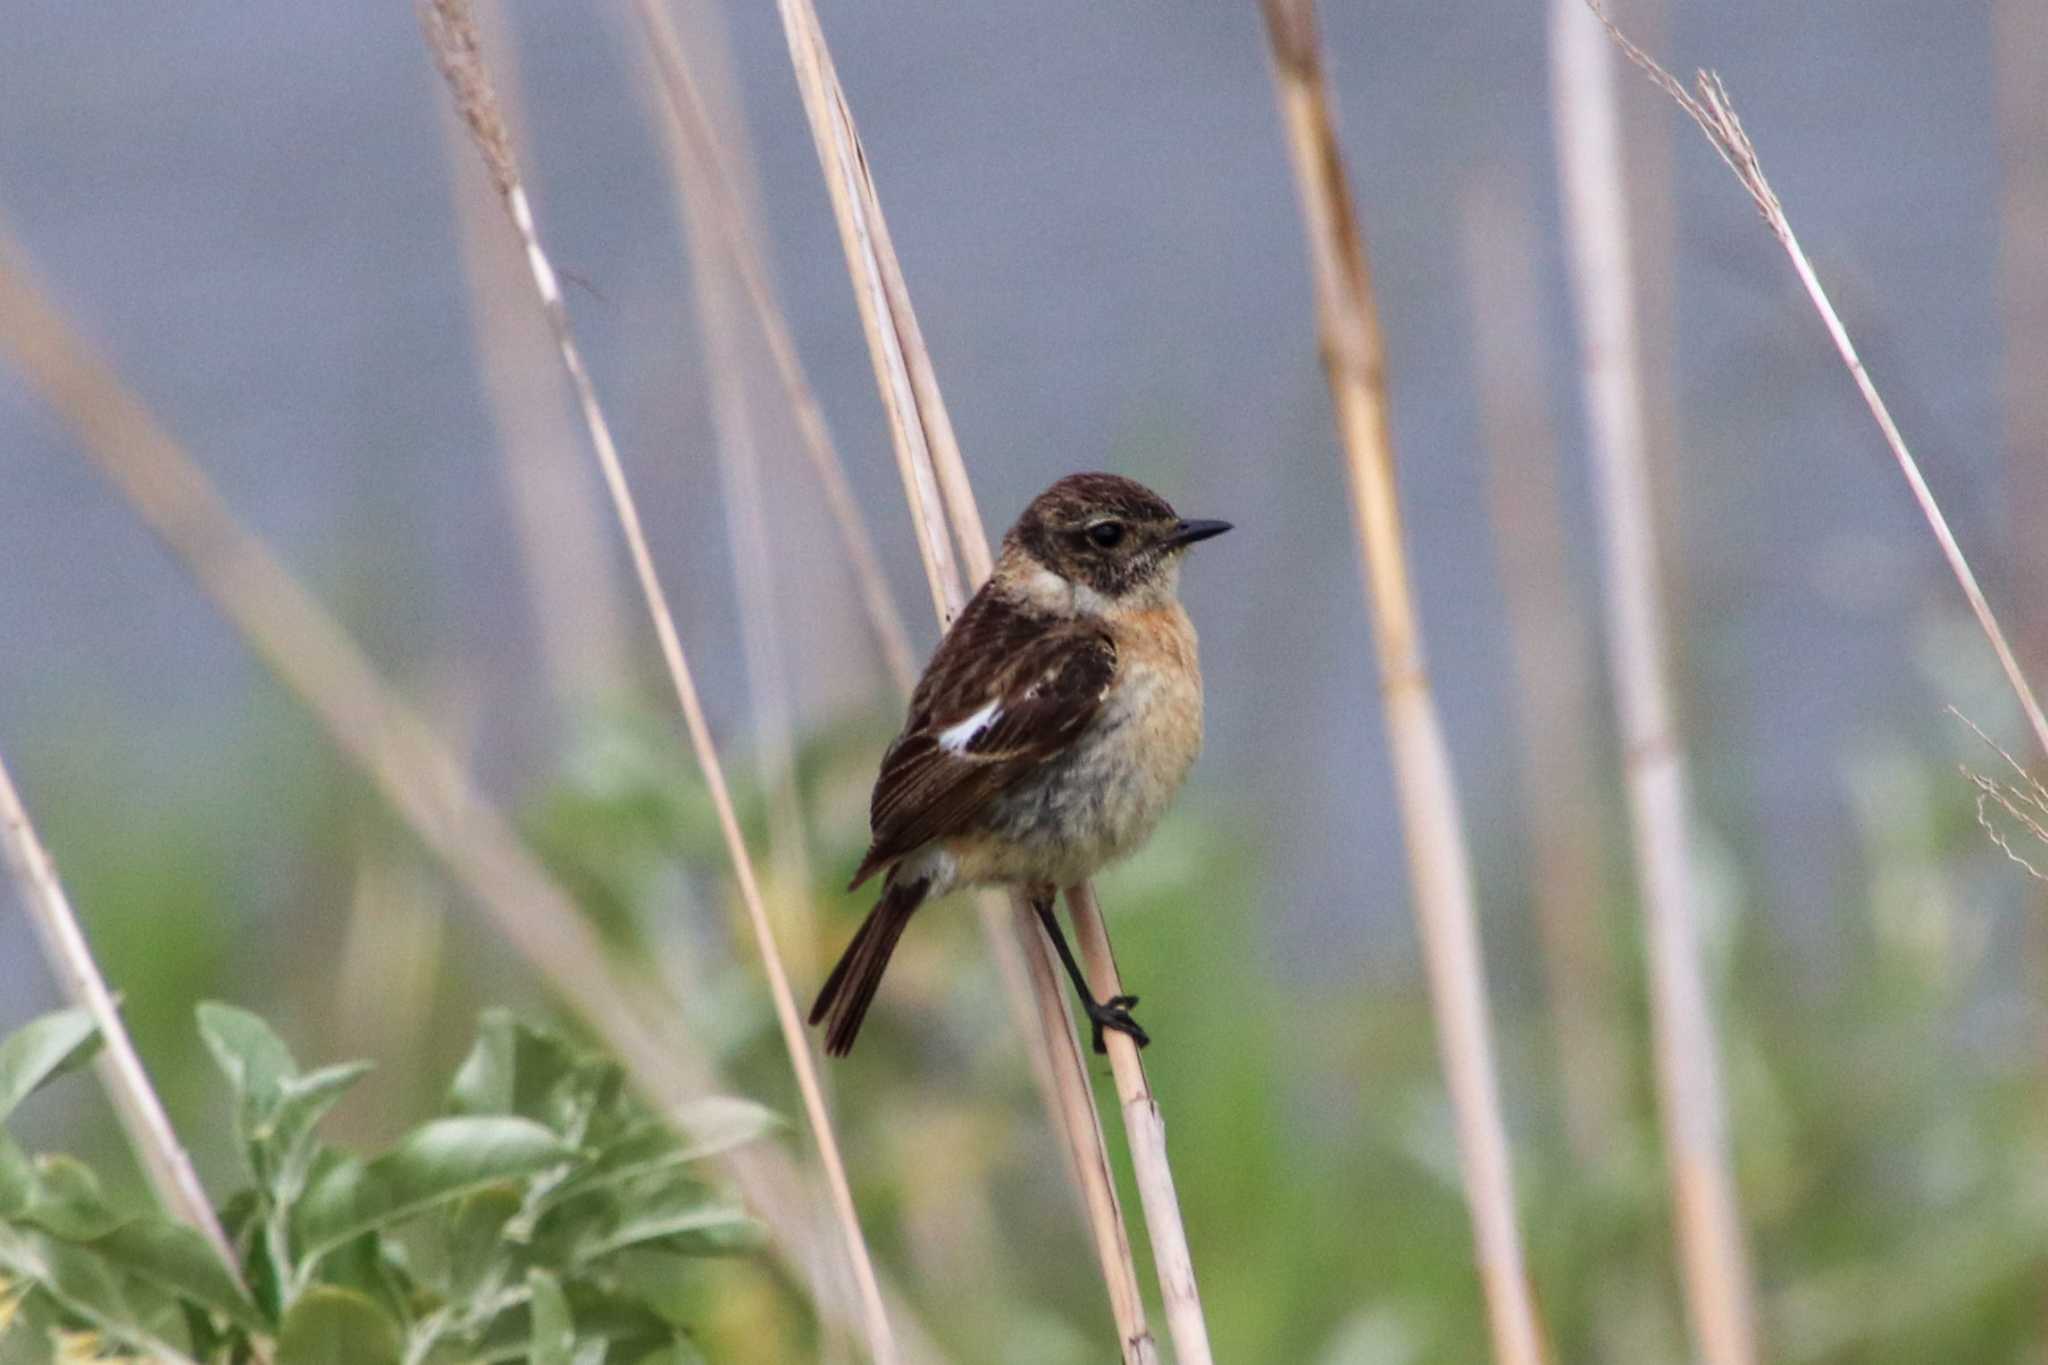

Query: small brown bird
left=811, top=472, right=1230, bottom=1056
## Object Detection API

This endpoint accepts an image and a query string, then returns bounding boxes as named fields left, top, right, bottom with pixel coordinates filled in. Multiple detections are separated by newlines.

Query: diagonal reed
left=0, top=227, right=952, bottom=1364
left=1589, top=1, right=2048, bottom=765
left=415, top=1, right=896, bottom=1357
left=0, top=748, right=248, bottom=1300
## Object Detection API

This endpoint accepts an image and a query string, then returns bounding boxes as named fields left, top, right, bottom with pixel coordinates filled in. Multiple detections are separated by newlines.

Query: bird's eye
left=1086, top=521, right=1125, bottom=548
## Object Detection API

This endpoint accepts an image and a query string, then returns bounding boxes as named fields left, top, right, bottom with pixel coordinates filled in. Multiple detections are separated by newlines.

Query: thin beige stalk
left=1608, top=0, right=1686, bottom=624
left=631, top=0, right=1072, bottom=1208
left=1996, top=0, right=2048, bottom=680
left=440, top=0, right=633, bottom=709
left=1549, top=5, right=1757, bottom=1361
left=770, top=2, right=1217, bottom=1359
left=1257, top=3, right=1544, bottom=1362
left=629, top=0, right=917, bottom=691
left=1990, top=26, right=2048, bottom=1339
left=642, top=20, right=818, bottom=953
left=0, top=749, right=245, bottom=1286
left=0, top=233, right=941, bottom=1365
left=700, top=246, right=819, bottom=950
left=770, top=2, right=960, bottom=627
left=1590, top=4, right=2048, bottom=763
left=1063, top=884, right=1206, bottom=1356
left=1459, top=173, right=1626, bottom=1169
left=1012, top=902, right=1154, bottom=1361
left=416, top=4, right=895, bottom=1358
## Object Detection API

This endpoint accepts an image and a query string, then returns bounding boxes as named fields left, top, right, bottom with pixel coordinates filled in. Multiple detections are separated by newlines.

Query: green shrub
left=0, top=1006, right=776, bottom=1364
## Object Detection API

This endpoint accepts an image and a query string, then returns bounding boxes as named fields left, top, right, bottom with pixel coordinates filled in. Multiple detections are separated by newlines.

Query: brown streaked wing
left=849, top=595, right=1115, bottom=887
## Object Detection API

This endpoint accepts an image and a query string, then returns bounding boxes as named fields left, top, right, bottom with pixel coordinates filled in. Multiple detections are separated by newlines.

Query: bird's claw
left=1086, top=994, right=1149, bottom=1054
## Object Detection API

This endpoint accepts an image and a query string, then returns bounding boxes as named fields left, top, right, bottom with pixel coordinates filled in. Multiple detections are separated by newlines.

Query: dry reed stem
left=770, top=2, right=1216, bottom=1359
left=1011, top=902, right=1154, bottom=1359
left=1063, top=884, right=1205, bottom=1350
left=1459, top=174, right=1627, bottom=1169
left=641, top=3, right=820, bottom=958
left=697, top=234, right=820, bottom=956
left=416, top=3, right=895, bottom=1357
left=1587, top=2, right=2048, bottom=765
left=1549, top=5, right=1757, bottom=1360
left=632, top=0, right=1072, bottom=1229
left=440, top=0, right=633, bottom=709
left=770, top=3, right=960, bottom=630
left=0, top=749, right=247, bottom=1293
left=630, top=0, right=917, bottom=692
left=0, top=231, right=940, bottom=1365
left=1258, top=3, right=1545, bottom=1362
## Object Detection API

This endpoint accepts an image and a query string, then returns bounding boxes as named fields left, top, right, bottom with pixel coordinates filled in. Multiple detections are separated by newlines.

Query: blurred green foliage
left=7, top=699, right=2048, bottom=1362
left=0, top=1005, right=775, bottom=1363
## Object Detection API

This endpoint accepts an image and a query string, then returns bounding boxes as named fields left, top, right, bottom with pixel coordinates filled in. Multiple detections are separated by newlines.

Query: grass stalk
left=768, top=2, right=1220, bottom=1359
left=416, top=3, right=896, bottom=1358
left=1256, top=3, right=1545, bottom=1361
left=0, top=233, right=947, bottom=1364
left=1062, top=884, right=1207, bottom=1355
left=1549, top=4, right=1757, bottom=1360
left=629, top=0, right=918, bottom=692
left=1990, top=9, right=2048, bottom=1333
left=438, top=0, right=633, bottom=710
left=1459, top=172, right=1627, bottom=1169
left=1589, top=4, right=2048, bottom=763
left=630, top=0, right=1081, bottom=1263
left=0, top=747, right=246, bottom=1291
left=638, top=1, right=820, bottom=958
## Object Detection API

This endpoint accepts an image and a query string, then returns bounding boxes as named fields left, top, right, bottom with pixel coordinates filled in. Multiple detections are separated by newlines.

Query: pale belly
left=945, top=610, right=1203, bottom=891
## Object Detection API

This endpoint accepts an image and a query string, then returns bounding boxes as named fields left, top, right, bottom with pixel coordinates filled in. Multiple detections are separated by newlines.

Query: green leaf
left=196, top=1003, right=298, bottom=1110
left=464, top=1280, right=676, bottom=1362
left=449, top=1012, right=581, bottom=1125
left=267, top=1061, right=372, bottom=1157
left=527, top=1269, right=574, bottom=1365
left=197, top=1003, right=299, bottom=1173
left=0, top=1007, right=100, bottom=1126
left=565, top=1179, right=756, bottom=1265
left=267, top=1060, right=373, bottom=1209
left=91, top=1218, right=266, bottom=1336
left=276, top=1285, right=401, bottom=1365
left=292, top=1118, right=575, bottom=1263
left=0, top=1226, right=202, bottom=1363
left=18, top=1156, right=119, bottom=1241
left=309, top=1230, right=410, bottom=1335
left=542, top=1099, right=778, bottom=1218
left=0, top=1133, right=35, bottom=1219
left=445, top=1187, right=521, bottom=1301
left=448, top=1011, right=517, bottom=1116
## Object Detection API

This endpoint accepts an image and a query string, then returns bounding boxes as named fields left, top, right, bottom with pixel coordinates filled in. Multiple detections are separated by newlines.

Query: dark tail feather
left=810, top=878, right=927, bottom=1056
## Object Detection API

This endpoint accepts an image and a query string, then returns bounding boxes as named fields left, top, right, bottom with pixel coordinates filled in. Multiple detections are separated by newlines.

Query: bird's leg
left=1030, top=894, right=1149, bottom=1053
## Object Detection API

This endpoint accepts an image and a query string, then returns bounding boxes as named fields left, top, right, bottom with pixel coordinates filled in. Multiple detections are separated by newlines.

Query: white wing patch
left=938, top=700, right=1001, bottom=754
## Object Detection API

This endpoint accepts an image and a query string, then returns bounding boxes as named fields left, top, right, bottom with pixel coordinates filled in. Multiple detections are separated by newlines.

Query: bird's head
left=999, top=472, right=1231, bottom=613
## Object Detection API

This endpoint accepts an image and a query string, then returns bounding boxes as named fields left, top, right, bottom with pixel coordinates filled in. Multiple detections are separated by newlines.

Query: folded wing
left=850, top=595, right=1116, bottom=889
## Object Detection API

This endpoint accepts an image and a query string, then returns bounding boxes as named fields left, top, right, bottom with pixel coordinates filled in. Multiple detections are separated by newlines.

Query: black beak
left=1163, top=518, right=1233, bottom=550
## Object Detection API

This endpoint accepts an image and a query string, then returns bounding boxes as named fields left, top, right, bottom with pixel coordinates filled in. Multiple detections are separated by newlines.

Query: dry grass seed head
left=420, top=0, right=516, bottom=198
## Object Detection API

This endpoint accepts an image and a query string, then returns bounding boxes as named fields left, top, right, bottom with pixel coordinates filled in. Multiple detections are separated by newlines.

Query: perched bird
left=810, top=472, right=1230, bottom=1056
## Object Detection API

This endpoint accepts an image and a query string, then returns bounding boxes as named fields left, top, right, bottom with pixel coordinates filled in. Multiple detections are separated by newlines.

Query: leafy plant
left=0, top=1006, right=776, bottom=1364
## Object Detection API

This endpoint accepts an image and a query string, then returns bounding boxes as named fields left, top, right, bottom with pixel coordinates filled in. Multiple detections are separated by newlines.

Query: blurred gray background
left=0, top=0, right=2017, bottom=1002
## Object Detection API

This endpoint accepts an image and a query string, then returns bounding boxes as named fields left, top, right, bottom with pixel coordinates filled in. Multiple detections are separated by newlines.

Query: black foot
left=1085, top=994, right=1149, bottom=1054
